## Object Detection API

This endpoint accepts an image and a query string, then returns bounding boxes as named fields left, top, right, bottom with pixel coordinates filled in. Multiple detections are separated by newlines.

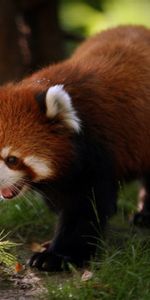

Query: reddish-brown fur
left=0, top=25, right=150, bottom=270
left=0, top=85, right=77, bottom=181
left=8, top=25, right=150, bottom=180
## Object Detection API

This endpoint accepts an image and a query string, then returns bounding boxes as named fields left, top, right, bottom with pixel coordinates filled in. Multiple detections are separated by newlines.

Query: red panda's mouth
left=0, top=182, right=24, bottom=200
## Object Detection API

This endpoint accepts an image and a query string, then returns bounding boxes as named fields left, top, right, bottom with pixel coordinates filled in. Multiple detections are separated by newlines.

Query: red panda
left=0, top=25, right=150, bottom=271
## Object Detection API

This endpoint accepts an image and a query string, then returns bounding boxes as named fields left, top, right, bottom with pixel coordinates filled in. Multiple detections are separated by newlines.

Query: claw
left=29, top=249, right=64, bottom=271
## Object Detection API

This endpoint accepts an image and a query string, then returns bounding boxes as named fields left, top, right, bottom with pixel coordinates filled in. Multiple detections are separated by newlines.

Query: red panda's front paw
left=29, top=249, right=69, bottom=272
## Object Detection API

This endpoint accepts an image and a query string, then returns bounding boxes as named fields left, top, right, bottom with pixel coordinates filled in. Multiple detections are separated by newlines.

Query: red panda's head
left=0, top=84, right=81, bottom=200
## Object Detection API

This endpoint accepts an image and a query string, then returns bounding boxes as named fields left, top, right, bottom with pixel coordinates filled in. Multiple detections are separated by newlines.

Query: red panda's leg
left=133, top=176, right=150, bottom=227
left=29, top=202, right=100, bottom=271
left=29, top=179, right=118, bottom=271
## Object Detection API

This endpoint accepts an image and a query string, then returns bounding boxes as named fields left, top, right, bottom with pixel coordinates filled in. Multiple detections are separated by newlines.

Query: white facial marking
left=24, top=155, right=52, bottom=180
left=45, top=84, right=81, bottom=132
left=0, top=161, right=24, bottom=189
left=1, top=146, right=21, bottom=160
left=1, top=146, right=11, bottom=159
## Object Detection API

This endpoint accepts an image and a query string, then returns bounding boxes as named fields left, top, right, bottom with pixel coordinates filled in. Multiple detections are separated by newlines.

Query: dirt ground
left=0, top=243, right=48, bottom=300
left=0, top=269, right=47, bottom=300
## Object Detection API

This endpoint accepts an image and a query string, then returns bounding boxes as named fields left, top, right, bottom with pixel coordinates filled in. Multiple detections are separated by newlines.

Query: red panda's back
left=70, top=26, right=150, bottom=177
left=72, top=26, right=150, bottom=62
left=19, top=26, right=150, bottom=178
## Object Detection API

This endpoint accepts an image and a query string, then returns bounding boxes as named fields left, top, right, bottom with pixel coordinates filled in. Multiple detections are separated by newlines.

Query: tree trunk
left=22, top=0, right=64, bottom=71
left=0, top=0, right=64, bottom=84
left=0, top=0, right=25, bottom=84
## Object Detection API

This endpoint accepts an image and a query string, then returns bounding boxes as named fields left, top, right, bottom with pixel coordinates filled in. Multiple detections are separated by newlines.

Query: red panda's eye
left=5, top=156, right=19, bottom=168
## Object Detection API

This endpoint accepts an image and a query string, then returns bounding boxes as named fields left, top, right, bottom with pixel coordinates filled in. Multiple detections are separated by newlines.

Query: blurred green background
left=60, top=0, right=150, bottom=36
left=0, top=0, right=149, bottom=84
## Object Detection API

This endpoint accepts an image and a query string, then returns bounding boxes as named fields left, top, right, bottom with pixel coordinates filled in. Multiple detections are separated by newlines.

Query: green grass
left=0, top=231, right=18, bottom=270
left=45, top=239, right=150, bottom=300
left=0, top=191, right=56, bottom=242
left=0, top=183, right=150, bottom=299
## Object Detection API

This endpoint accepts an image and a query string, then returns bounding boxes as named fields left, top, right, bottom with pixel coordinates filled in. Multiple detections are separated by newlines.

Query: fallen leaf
left=15, top=262, right=24, bottom=273
left=30, top=242, right=45, bottom=253
left=81, top=270, right=93, bottom=282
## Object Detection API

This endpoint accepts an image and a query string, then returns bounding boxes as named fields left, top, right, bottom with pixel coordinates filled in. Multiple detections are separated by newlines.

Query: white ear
left=45, top=84, right=81, bottom=132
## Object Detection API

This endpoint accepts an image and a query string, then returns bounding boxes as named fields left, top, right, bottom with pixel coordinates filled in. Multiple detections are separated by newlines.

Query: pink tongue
left=1, top=188, right=13, bottom=198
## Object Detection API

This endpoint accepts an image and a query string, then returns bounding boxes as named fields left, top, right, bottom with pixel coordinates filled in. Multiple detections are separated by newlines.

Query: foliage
left=0, top=183, right=150, bottom=298
left=46, top=236, right=150, bottom=300
left=0, top=231, right=17, bottom=269
left=60, top=0, right=150, bottom=37
left=0, top=191, right=55, bottom=241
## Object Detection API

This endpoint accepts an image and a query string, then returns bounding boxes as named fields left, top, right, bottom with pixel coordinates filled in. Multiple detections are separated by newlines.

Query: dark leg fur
left=30, top=136, right=118, bottom=271
left=29, top=179, right=118, bottom=271
left=133, top=175, right=150, bottom=227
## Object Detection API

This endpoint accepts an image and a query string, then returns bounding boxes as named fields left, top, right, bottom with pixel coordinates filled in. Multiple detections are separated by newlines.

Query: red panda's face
left=0, top=84, right=80, bottom=200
